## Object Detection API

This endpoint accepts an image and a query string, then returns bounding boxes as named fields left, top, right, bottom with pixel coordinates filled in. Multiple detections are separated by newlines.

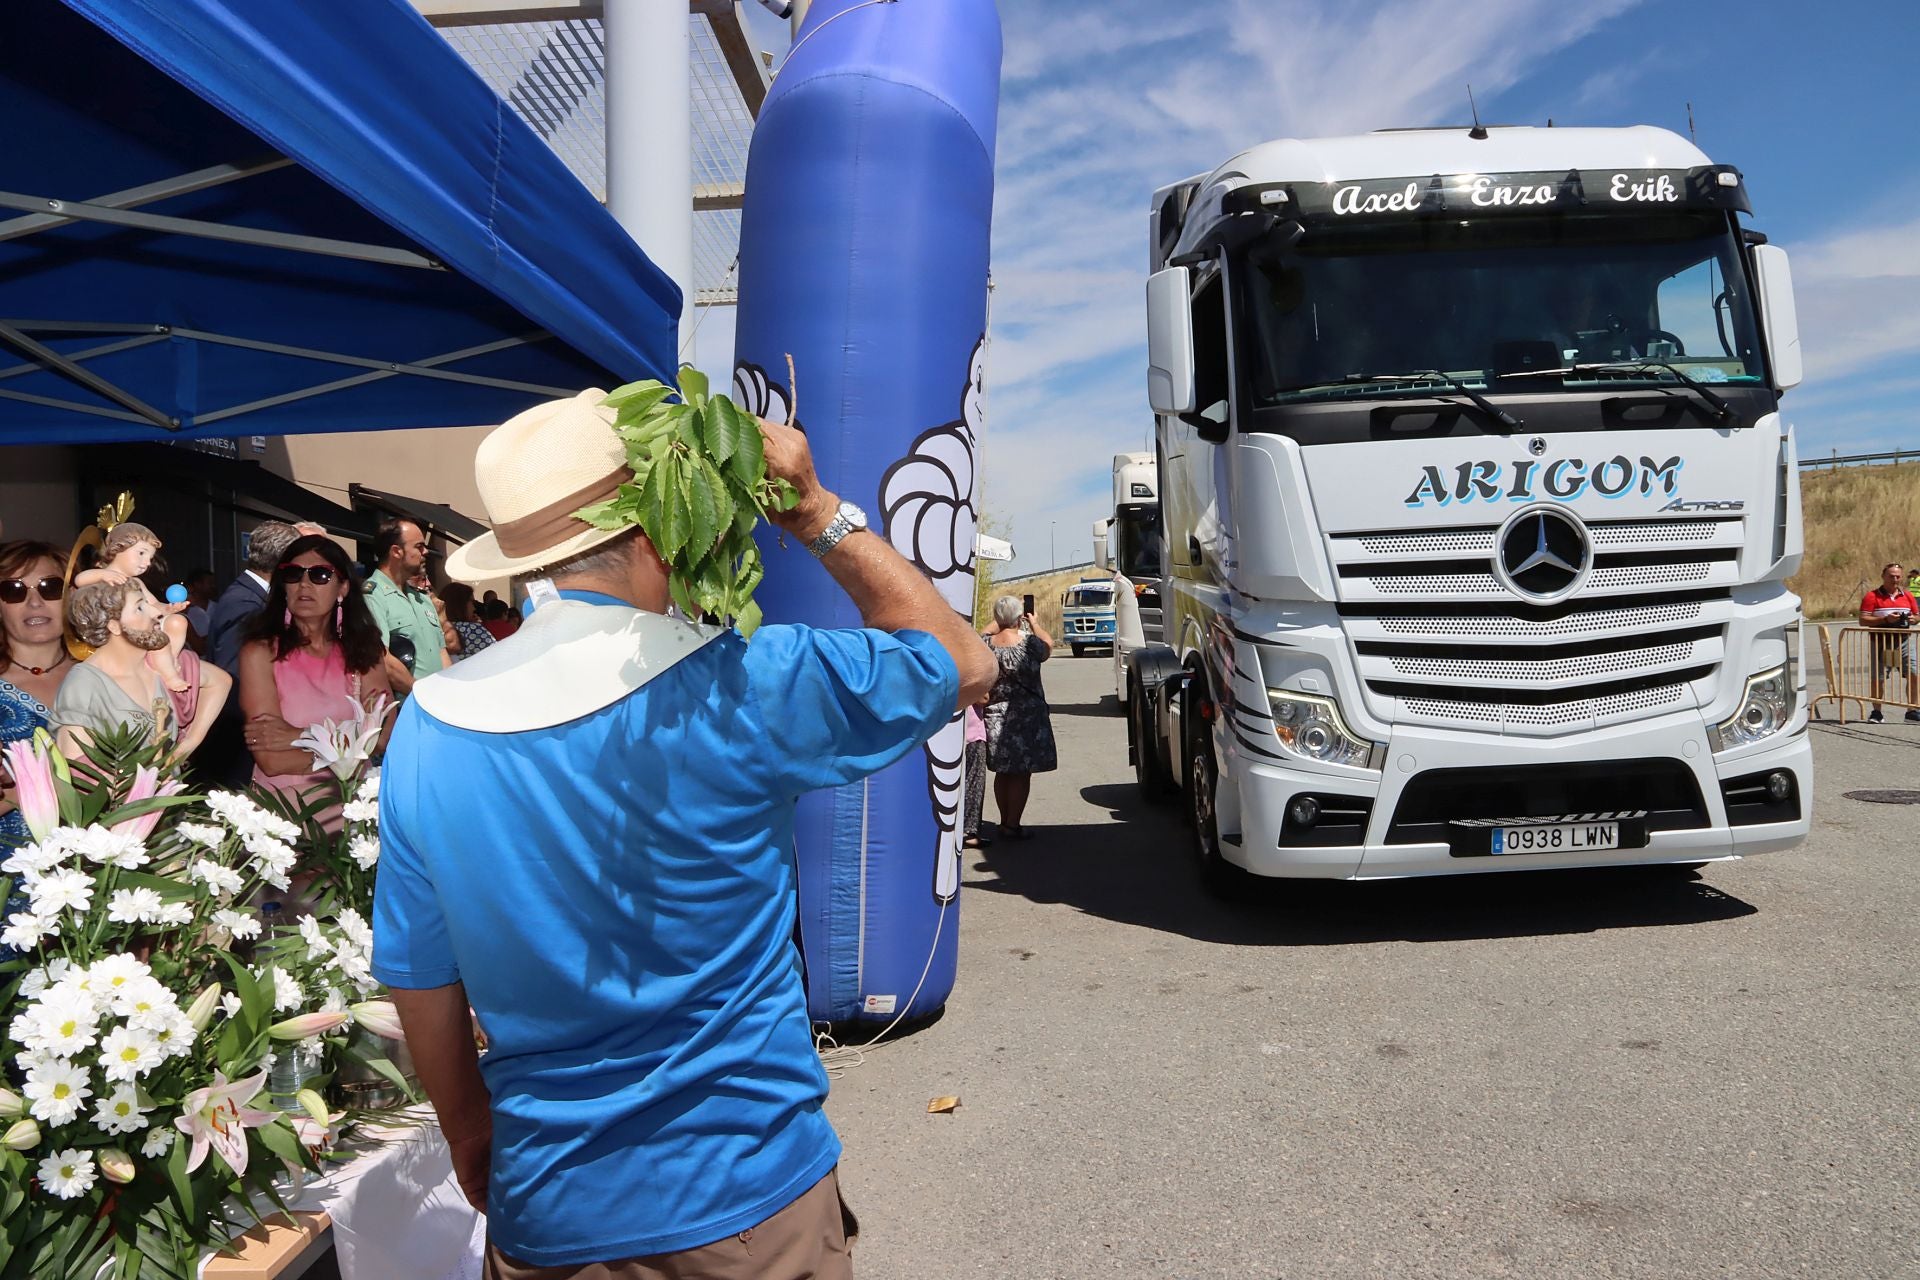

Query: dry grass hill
left=1791, top=462, right=1920, bottom=619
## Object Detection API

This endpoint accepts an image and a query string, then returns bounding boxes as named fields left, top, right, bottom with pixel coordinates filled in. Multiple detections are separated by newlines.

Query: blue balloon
left=734, top=0, right=1000, bottom=1024
left=165, top=584, right=189, bottom=604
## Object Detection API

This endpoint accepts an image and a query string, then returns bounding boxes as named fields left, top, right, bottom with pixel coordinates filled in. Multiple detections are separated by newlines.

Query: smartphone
left=1022, top=593, right=1035, bottom=616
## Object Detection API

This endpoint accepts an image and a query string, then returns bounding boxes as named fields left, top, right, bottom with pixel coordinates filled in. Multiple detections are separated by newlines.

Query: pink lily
left=348, top=1000, right=405, bottom=1041
left=291, top=695, right=392, bottom=782
left=174, top=1069, right=276, bottom=1176
left=111, top=764, right=187, bottom=842
left=268, top=1010, right=351, bottom=1041
left=2, top=735, right=58, bottom=843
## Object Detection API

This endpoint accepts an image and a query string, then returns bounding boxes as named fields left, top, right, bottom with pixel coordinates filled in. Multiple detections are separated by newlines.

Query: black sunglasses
left=0, top=577, right=64, bottom=605
left=275, top=565, right=339, bottom=586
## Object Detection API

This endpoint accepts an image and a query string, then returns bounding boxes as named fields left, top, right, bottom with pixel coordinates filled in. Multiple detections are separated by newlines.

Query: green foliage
left=578, top=366, right=796, bottom=636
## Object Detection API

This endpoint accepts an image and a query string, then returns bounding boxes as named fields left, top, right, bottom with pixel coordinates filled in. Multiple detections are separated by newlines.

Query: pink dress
left=253, top=646, right=356, bottom=820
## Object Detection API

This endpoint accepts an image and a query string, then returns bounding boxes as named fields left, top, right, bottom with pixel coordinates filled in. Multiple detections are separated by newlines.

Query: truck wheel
left=1071, top=643, right=1086, bottom=657
left=1130, top=670, right=1172, bottom=803
left=1187, top=688, right=1251, bottom=899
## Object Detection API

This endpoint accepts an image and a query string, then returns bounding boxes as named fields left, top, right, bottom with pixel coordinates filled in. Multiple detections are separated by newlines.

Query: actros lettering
left=1660, top=498, right=1745, bottom=512
left=1403, top=455, right=1685, bottom=507
left=1332, top=181, right=1422, bottom=215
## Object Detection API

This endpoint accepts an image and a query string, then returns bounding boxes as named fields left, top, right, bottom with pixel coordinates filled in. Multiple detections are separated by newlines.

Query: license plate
left=1492, top=821, right=1618, bottom=854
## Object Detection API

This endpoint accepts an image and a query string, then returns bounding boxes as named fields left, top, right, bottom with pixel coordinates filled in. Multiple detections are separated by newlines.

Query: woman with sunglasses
left=238, top=535, right=394, bottom=819
left=0, top=540, right=72, bottom=829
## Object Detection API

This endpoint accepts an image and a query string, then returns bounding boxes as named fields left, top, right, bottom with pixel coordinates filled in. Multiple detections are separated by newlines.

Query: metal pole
left=1050, top=522, right=1056, bottom=569
left=604, top=0, right=694, bottom=355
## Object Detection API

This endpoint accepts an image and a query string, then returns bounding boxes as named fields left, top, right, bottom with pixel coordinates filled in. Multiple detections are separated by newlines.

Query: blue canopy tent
left=0, top=0, right=680, bottom=447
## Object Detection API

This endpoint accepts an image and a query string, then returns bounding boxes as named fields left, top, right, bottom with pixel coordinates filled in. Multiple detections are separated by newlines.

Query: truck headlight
left=1713, top=666, right=1793, bottom=751
left=1266, top=689, right=1379, bottom=769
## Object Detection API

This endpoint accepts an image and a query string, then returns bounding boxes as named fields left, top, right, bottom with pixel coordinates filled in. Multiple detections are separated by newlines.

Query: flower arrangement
left=0, top=720, right=406, bottom=1279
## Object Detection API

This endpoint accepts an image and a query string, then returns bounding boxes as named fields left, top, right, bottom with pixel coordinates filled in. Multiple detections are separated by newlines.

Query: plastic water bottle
left=258, top=900, right=283, bottom=940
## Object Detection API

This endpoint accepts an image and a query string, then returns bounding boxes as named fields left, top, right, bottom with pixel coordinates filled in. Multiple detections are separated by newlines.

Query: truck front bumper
left=1226, top=712, right=1812, bottom=880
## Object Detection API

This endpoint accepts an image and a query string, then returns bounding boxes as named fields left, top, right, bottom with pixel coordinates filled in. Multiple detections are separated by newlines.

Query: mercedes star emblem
left=1494, top=504, right=1592, bottom=602
left=1528, top=437, right=1548, bottom=456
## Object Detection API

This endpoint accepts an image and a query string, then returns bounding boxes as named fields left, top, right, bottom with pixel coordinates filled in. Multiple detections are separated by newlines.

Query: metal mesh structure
left=439, top=15, right=755, bottom=306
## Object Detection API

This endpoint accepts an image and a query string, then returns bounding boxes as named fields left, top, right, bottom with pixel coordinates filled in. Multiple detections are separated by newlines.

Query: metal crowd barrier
left=1812, top=624, right=1920, bottom=722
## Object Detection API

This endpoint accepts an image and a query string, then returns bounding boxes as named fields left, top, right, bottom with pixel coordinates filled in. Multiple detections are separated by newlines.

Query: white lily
left=290, top=695, right=392, bottom=782
left=174, top=1069, right=276, bottom=1176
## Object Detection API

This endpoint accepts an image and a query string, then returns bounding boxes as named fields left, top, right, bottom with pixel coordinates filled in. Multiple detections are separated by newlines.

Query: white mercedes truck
left=1127, top=125, right=1811, bottom=892
left=1096, top=451, right=1164, bottom=705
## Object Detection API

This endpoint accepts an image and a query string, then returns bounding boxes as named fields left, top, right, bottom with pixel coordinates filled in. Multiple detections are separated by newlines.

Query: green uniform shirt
left=365, top=571, right=447, bottom=677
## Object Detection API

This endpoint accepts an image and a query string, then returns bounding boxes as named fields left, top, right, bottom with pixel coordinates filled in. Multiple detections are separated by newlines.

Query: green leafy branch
left=576, top=365, right=798, bottom=636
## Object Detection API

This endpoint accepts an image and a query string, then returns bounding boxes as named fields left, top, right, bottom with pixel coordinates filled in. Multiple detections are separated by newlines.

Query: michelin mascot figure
left=733, top=0, right=1001, bottom=1025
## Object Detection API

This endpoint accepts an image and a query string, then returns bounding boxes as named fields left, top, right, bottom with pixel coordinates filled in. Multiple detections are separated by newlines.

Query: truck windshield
left=1065, top=587, right=1112, bottom=608
left=1113, top=505, right=1163, bottom=581
left=1241, top=211, right=1766, bottom=406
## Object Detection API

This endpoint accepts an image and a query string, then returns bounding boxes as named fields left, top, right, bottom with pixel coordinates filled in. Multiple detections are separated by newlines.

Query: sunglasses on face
left=276, top=565, right=339, bottom=586
left=0, top=577, right=64, bottom=605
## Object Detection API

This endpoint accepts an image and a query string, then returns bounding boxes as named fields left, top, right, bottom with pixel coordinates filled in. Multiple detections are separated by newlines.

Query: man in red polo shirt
left=1858, top=562, right=1919, bottom=722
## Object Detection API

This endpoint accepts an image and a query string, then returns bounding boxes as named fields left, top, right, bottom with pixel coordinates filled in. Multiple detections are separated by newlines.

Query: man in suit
left=201, top=520, right=320, bottom=783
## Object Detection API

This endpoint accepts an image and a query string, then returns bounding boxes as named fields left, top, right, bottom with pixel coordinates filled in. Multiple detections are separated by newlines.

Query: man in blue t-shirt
left=372, top=389, right=995, bottom=1279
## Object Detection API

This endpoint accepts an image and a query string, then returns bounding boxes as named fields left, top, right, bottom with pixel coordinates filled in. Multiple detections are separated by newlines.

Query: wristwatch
left=806, top=500, right=869, bottom=558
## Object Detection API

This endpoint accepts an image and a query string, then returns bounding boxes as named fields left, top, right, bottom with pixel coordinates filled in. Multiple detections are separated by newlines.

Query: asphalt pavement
left=824, top=653, right=1919, bottom=1280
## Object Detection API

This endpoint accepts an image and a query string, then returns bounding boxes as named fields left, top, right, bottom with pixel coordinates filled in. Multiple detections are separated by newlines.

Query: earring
left=284, top=607, right=293, bottom=627
left=335, top=602, right=344, bottom=633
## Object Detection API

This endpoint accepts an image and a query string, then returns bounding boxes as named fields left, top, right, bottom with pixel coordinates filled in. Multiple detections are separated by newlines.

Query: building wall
left=260, top=426, right=492, bottom=530
left=0, top=446, right=83, bottom=544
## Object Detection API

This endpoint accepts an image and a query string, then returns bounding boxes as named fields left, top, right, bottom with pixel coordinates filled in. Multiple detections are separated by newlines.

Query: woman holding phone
left=982, top=593, right=1057, bottom=839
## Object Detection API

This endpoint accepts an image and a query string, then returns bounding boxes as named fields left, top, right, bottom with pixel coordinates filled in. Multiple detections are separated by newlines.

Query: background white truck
left=1095, top=451, right=1163, bottom=704
left=1127, top=124, right=1812, bottom=893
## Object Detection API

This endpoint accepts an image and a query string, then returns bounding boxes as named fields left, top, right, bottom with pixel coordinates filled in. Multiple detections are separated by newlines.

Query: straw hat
left=446, top=389, right=633, bottom=583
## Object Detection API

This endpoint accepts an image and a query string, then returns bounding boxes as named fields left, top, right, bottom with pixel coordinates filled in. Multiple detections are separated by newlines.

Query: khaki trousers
left=484, top=1169, right=858, bottom=1280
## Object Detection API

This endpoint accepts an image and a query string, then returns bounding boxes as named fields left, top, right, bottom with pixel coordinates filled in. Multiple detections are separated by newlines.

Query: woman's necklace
left=7, top=651, right=68, bottom=677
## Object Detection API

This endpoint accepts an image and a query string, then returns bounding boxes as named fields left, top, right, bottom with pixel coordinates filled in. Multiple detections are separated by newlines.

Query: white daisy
left=87, top=955, right=152, bottom=1003
left=37, top=1148, right=97, bottom=1200
left=177, top=822, right=227, bottom=850
left=18, top=958, right=74, bottom=1000
left=23, top=1058, right=92, bottom=1125
left=0, top=910, right=52, bottom=951
left=246, top=837, right=298, bottom=889
left=188, top=859, right=244, bottom=896
left=141, top=1126, right=175, bottom=1158
left=341, top=796, right=378, bottom=825
left=212, top=908, right=261, bottom=940
left=98, top=1026, right=163, bottom=1083
left=93, top=1087, right=152, bottom=1135
left=110, top=976, right=176, bottom=1029
left=19, top=988, right=99, bottom=1057
left=359, top=770, right=381, bottom=802
left=266, top=967, right=305, bottom=1013
left=0, top=839, right=66, bottom=877
left=336, top=907, right=373, bottom=950
left=146, top=1011, right=196, bottom=1061
left=69, top=825, right=149, bottom=870
left=26, top=867, right=93, bottom=916
left=151, top=901, right=194, bottom=928
left=106, top=888, right=166, bottom=925
left=347, top=834, right=380, bottom=870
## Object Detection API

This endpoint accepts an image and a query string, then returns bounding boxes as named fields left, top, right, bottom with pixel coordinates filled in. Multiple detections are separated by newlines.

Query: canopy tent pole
left=0, top=156, right=293, bottom=243
left=604, top=0, right=693, bottom=354
left=0, top=319, right=176, bottom=427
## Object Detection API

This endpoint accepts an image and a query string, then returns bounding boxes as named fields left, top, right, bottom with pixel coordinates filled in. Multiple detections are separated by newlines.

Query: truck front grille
left=1330, top=516, right=1740, bottom=734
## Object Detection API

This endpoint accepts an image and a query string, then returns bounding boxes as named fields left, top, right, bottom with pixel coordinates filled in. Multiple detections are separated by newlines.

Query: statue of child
left=71, top=522, right=192, bottom=693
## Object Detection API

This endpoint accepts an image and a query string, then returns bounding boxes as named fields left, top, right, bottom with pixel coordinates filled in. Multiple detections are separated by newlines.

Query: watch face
left=842, top=502, right=869, bottom=528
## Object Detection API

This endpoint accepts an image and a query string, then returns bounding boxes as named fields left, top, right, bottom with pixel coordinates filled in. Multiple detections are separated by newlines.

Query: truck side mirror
left=1146, top=266, right=1196, bottom=414
left=1751, top=244, right=1802, bottom=392
left=1092, top=518, right=1111, bottom=571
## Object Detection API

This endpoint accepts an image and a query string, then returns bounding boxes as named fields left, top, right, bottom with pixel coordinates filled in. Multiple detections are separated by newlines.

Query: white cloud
left=1787, top=216, right=1920, bottom=381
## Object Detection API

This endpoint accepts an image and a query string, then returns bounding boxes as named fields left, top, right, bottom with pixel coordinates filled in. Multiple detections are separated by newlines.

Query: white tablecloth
left=291, top=1114, right=484, bottom=1280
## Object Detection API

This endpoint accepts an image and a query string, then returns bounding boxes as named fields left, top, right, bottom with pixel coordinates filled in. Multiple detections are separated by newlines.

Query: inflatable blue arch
left=733, top=0, right=1001, bottom=1025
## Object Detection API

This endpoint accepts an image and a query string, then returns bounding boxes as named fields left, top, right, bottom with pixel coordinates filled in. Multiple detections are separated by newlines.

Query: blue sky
left=711, top=0, right=1920, bottom=574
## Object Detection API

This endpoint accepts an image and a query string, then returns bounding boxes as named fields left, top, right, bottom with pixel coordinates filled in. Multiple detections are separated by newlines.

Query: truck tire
left=1071, top=643, right=1086, bottom=657
left=1130, top=668, right=1172, bottom=803
left=1186, top=681, right=1252, bottom=899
